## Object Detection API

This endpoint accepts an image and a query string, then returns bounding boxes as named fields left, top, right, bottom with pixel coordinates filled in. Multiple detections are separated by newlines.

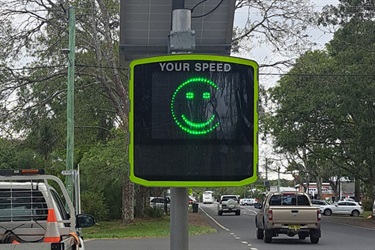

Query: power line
left=2, top=64, right=375, bottom=77
left=191, top=0, right=224, bottom=18
left=259, top=72, right=375, bottom=77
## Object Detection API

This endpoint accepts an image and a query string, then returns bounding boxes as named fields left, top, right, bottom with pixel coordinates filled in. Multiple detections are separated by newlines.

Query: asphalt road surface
left=85, top=202, right=375, bottom=250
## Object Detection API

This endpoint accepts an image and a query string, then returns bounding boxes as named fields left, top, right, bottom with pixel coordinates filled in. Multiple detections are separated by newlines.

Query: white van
left=202, top=191, right=215, bottom=204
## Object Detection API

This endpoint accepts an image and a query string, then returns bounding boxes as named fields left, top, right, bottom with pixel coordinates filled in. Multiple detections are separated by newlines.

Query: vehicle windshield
left=221, top=196, right=237, bottom=201
left=269, top=194, right=310, bottom=206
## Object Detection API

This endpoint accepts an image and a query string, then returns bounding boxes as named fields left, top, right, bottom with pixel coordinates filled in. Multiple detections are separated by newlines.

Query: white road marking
left=200, top=205, right=259, bottom=250
left=199, top=206, right=230, bottom=231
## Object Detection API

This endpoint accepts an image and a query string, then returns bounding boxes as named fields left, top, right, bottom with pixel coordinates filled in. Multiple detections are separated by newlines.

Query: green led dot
left=203, top=92, right=210, bottom=99
left=186, top=92, right=194, bottom=99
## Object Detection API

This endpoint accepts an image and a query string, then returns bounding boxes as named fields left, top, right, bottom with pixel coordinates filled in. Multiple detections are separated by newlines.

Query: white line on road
left=199, top=206, right=230, bottom=231
left=200, top=205, right=258, bottom=250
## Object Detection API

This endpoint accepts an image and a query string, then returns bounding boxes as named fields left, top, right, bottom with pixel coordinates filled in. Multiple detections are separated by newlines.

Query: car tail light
left=268, top=210, right=273, bottom=221
left=317, top=210, right=321, bottom=221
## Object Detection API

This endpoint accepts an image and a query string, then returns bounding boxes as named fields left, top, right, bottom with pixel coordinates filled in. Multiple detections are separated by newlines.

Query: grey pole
left=66, top=6, right=75, bottom=202
left=170, top=188, right=188, bottom=250
left=169, top=6, right=192, bottom=250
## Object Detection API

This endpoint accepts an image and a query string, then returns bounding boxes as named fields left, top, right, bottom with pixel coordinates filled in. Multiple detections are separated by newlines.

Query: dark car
left=150, top=197, right=170, bottom=211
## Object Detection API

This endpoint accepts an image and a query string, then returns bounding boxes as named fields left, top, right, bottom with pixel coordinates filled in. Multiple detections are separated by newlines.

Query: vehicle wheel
left=324, top=209, right=332, bottom=216
left=256, top=228, right=264, bottom=239
left=264, top=236, right=272, bottom=243
left=235, top=210, right=240, bottom=216
left=218, top=210, right=223, bottom=216
left=227, top=199, right=236, bottom=209
left=351, top=210, right=360, bottom=217
left=310, top=236, right=319, bottom=244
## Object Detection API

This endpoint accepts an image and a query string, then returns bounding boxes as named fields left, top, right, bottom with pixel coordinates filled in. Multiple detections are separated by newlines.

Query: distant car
left=189, top=196, right=197, bottom=204
left=217, top=195, right=240, bottom=216
left=150, top=197, right=170, bottom=211
left=240, top=198, right=257, bottom=206
left=311, top=199, right=330, bottom=207
left=319, top=201, right=363, bottom=217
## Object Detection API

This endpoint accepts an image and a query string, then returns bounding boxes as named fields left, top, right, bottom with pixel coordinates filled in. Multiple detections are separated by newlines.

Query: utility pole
left=66, top=6, right=75, bottom=202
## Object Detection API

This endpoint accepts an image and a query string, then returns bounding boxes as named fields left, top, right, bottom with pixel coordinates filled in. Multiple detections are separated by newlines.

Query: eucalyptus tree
left=267, top=18, right=375, bottom=200
left=319, top=0, right=375, bottom=26
left=324, top=19, right=375, bottom=200
left=234, top=0, right=318, bottom=71
left=0, top=0, right=133, bottom=223
left=266, top=50, right=344, bottom=193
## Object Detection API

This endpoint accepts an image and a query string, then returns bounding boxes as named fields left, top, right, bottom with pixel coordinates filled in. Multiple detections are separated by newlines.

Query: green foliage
left=80, top=129, right=127, bottom=219
left=0, top=138, right=43, bottom=169
left=144, top=207, right=165, bottom=218
left=318, top=0, right=375, bottom=26
left=81, top=191, right=109, bottom=221
left=361, top=199, right=373, bottom=211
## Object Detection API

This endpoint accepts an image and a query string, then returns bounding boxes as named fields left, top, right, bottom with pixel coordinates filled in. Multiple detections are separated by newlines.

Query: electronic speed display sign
left=129, top=54, right=258, bottom=187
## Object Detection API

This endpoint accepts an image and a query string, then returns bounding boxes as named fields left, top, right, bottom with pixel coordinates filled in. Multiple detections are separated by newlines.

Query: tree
left=233, top=0, right=318, bottom=70
left=325, top=19, right=375, bottom=201
left=0, top=137, right=43, bottom=169
left=0, top=0, right=134, bottom=223
left=79, top=129, right=126, bottom=220
left=319, top=0, right=375, bottom=26
left=266, top=19, right=375, bottom=201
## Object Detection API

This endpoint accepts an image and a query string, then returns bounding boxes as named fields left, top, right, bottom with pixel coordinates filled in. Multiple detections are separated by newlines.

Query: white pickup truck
left=254, top=191, right=321, bottom=244
left=0, top=169, right=95, bottom=250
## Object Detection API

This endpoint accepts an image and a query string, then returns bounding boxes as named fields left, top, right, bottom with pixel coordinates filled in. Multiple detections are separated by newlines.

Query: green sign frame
left=129, top=54, right=258, bottom=187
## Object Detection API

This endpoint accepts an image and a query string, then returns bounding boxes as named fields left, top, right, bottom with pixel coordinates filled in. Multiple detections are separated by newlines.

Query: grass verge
left=82, top=215, right=216, bottom=239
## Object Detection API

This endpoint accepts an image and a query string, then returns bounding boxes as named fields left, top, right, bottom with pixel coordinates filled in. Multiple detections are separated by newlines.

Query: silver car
left=217, top=195, right=240, bottom=216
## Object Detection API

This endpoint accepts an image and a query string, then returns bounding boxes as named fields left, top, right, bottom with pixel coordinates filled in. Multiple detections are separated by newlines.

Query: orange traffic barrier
left=43, top=208, right=61, bottom=243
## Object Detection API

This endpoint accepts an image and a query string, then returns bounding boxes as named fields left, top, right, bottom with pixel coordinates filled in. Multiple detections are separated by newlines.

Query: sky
left=233, top=0, right=339, bottom=180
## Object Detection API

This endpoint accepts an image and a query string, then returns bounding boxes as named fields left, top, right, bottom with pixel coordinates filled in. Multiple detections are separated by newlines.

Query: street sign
left=129, top=54, right=258, bottom=187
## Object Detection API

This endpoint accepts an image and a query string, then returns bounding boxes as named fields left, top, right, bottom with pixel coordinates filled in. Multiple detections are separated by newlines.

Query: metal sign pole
left=170, top=4, right=193, bottom=250
left=170, top=187, right=188, bottom=250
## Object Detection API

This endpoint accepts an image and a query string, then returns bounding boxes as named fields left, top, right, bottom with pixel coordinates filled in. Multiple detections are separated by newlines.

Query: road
left=85, top=202, right=375, bottom=250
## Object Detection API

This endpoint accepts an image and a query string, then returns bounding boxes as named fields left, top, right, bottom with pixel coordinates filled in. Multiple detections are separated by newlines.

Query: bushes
left=361, top=199, right=373, bottom=211
left=144, top=206, right=165, bottom=218
left=81, top=191, right=109, bottom=221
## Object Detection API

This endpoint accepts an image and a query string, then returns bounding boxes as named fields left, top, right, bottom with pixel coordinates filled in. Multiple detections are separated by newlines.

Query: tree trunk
left=122, top=172, right=134, bottom=224
left=317, top=176, right=322, bottom=200
left=134, top=185, right=148, bottom=218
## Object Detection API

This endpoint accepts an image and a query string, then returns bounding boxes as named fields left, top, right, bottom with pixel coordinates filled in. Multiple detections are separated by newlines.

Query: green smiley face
left=171, top=77, right=219, bottom=135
